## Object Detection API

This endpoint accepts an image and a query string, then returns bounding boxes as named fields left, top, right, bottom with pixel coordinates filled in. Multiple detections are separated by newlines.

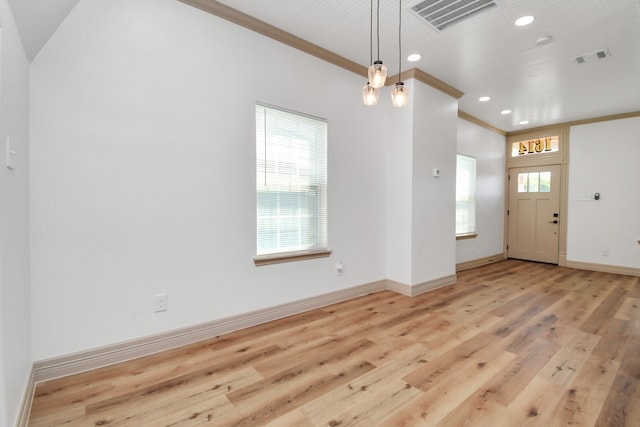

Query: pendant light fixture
left=391, top=0, right=409, bottom=107
left=362, top=84, right=380, bottom=105
left=368, top=0, right=387, bottom=88
left=362, top=0, right=379, bottom=105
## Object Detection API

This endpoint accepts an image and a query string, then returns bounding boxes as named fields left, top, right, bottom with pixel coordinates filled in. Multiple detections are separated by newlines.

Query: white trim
left=559, top=251, right=568, bottom=267
left=386, top=274, right=457, bottom=297
left=33, top=279, right=387, bottom=383
left=456, top=253, right=506, bottom=272
left=385, top=279, right=413, bottom=296
left=16, top=367, right=35, bottom=427
left=563, top=260, right=640, bottom=277
left=411, top=275, right=458, bottom=296
left=31, top=273, right=459, bottom=387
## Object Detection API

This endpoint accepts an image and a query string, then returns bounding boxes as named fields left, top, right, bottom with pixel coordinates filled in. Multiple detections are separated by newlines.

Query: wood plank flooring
left=28, top=260, right=640, bottom=426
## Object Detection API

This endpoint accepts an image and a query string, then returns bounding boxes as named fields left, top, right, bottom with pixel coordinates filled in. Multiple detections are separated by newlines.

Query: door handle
left=549, top=220, right=558, bottom=224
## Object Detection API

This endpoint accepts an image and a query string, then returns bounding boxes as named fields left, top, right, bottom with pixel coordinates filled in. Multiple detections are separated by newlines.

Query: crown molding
left=506, top=111, right=640, bottom=136
left=178, top=0, right=367, bottom=76
left=458, top=110, right=507, bottom=135
left=387, top=69, right=465, bottom=99
left=178, top=0, right=464, bottom=100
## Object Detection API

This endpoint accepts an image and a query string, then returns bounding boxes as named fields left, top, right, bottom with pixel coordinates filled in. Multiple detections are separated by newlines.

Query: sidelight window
left=456, top=154, right=476, bottom=235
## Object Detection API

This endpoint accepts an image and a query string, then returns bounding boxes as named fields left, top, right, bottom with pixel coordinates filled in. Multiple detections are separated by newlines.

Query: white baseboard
left=558, top=252, right=567, bottom=267
left=563, top=260, right=640, bottom=277
left=456, top=253, right=506, bottom=272
left=16, top=367, right=35, bottom=427
left=33, top=279, right=389, bottom=383
left=386, top=274, right=457, bottom=297
left=29, top=272, right=458, bottom=403
left=22, top=257, right=639, bottom=421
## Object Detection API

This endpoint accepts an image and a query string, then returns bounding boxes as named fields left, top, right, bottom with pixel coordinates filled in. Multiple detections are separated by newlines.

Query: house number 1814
left=518, top=138, right=553, bottom=155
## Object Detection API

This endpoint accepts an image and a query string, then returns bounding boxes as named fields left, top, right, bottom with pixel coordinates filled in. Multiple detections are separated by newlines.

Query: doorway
left=507, top=164, right=561, bottom=264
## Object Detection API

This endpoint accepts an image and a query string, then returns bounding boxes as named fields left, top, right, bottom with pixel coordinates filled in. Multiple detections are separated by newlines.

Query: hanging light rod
left=368, top=0, right=387, bottom=89
left=363, top=0, right=380, bottom=105
left=362, top=0, right=409, bottom=107
left=391, top=0, right=409, bottom=107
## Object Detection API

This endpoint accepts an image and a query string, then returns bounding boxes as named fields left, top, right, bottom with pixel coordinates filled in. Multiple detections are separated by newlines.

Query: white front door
left=508, top=165, right=561, bottom=264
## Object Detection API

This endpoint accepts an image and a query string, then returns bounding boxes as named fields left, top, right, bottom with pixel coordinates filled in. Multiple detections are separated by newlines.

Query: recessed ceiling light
left=501, top=109, right=512, bottom=115
left=515, top=15, right=535, bottom=26
left=479, top=96, right=491, bottom=102
left=407, top=53, right=421, bottom=62
left=519, top=120, right=530, bottom=125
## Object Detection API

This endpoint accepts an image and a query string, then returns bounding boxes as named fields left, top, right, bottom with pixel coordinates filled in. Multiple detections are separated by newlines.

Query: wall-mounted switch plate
left=6, top=137, right=16, bottom=170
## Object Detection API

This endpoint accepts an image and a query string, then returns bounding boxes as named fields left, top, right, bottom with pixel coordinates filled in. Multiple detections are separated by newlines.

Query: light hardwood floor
left=28, top=260, right=640, bottom=426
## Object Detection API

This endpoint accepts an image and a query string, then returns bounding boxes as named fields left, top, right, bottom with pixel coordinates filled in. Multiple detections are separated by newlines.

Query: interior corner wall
left=29, top=0, right=389, bottom=361
left=384, top=84, right=413, bottom=286
left=456, top=118, right=506, bottom=264
left=410, top=82, right=458, bottom=284
left=384, top=80, right=459, bottom=286
left=567, top=116, right=640, bottom=268
left=0, top=0, right=32, bottom=424
left=411, top=82, right=458, bottom=285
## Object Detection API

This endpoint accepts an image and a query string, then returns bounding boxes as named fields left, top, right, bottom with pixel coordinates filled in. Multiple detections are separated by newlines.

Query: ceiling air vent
left=573, top=49, right=611, bottom=64
left=410, top=0, right=501, bottom=31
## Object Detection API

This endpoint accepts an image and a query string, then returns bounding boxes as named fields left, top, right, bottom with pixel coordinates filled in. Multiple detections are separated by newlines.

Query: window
left=255, top=103, right=328, bottom=260
left=511, top=136, right=559, bottom=157
left=517, top=171, right=551, bottom=193
left=456, top=154, right=476, bottom=236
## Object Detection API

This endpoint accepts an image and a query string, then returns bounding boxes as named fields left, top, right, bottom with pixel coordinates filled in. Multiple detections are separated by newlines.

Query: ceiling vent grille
left=410, top=0, right=501, bottom=31
left=573, top=49, right=611, bottom=64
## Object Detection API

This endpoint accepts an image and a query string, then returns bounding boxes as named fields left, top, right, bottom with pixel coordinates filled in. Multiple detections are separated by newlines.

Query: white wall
left=411, top=83, right=458, bottom=283
left=567, top=117, right=640, bottom=268
left=384, top=84, right=413, bottom=286
left=29, top=0, right=393, bottom=361
left=456, top=118, right=506, bottom=264
left=0, top=0, right=32, bottom=424
left=384, top=80, right=459, bottom=287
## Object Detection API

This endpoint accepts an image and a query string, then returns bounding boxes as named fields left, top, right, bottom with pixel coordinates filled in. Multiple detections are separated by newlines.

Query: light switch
left=6, top=137, right=16, bottom=170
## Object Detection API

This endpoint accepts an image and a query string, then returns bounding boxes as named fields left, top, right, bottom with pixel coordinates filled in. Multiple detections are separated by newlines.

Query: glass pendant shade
left=391, top=81, right=409, bottom=107
left=362, top=82, right=379, bottom=105
left=368, top=61, right=387, bottom=88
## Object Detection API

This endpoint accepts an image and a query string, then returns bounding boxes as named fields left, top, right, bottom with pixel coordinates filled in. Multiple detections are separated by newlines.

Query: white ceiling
left=9, top=0, right=640, bottom=132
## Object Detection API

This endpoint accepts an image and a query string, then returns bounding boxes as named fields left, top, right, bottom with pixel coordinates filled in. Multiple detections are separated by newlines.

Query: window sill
left=456, top=232, right=478, bottom=241
left=254, top=249, right=332, bottom=266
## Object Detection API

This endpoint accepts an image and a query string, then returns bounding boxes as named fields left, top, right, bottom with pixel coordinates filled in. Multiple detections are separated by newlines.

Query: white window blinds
left=456, top=154, right=477, bottom=235
left=256, top=103, right=328, bottom=256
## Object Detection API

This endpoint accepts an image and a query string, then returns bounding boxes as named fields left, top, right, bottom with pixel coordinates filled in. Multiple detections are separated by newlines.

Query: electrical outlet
left=154, top=294, right=168, bottom=312
left=336, top=262, right=343, bottom=276
left=601, top=248, right=609, bottom=257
